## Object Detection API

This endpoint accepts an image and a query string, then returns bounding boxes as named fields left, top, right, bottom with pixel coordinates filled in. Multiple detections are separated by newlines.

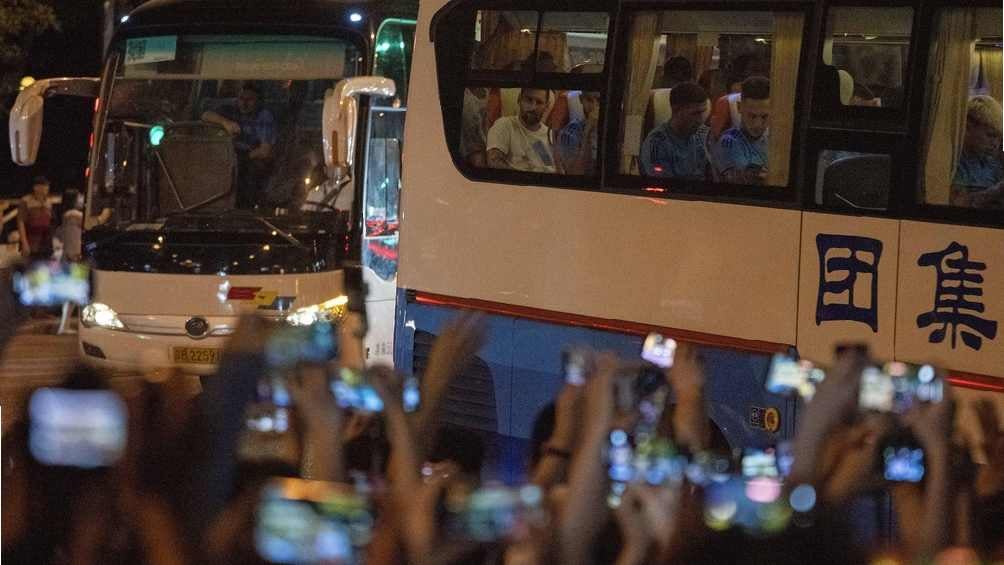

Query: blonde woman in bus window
left=486, top=88, right=557, bottom=173
left=951, top=95, right=1004, bottom=208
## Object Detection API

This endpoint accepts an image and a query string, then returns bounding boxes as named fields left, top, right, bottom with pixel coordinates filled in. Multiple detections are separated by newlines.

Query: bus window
left=814, top=7, right=914, bottom=112
left=618, top=10, right=804, bottom=190
left=539, top=12, right=608, bottom=72
left=919, top=7, right=1003, bottom=209
left=471, top=11, right=539, bottom=71
left=374, top=18, right=415, bottom=105
left=813, top=150, right=891, bottom=211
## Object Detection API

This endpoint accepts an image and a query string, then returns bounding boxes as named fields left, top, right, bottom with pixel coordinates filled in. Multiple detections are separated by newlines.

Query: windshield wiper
left=160, top=209, right=307, bottom=250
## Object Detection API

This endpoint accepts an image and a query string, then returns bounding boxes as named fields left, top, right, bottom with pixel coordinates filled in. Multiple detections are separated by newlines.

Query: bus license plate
left=172, top=347, right=220, bottom=365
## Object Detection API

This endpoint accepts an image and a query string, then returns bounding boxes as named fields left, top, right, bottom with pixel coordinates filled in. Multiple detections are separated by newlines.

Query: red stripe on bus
left=412, top=291, right=1004, bottom=394
left=413, top=291, right=789, bottom=355
left=946, top=373, right=1004, bottom=393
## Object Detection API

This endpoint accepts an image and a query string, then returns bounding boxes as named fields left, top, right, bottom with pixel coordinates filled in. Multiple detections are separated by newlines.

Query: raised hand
left=974, top=399, right=1004, bottom=497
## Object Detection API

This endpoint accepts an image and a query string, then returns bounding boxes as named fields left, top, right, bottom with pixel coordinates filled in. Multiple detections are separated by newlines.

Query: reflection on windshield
left=92, top=35, right=359, bottom=227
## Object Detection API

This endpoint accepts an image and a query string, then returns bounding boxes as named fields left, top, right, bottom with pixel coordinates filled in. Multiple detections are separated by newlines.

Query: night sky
left=0, top=1, right=103, bottom=199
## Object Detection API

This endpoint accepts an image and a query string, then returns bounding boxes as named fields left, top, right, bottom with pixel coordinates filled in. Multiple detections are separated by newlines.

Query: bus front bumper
left=78, top=324, right=235, bottom=376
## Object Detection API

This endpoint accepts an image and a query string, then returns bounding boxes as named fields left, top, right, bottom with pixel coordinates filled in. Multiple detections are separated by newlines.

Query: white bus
left=9, top=0, right=416, bottom=374
left=395, top=0, right=1003, bottom=448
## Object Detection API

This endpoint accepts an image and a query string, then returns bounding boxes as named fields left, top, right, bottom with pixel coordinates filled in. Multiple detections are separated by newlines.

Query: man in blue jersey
left=202, top=82, right=277, bottom=208
left=713, top=76, right=770, bottom=185
left=639, top=82, right=710, bottom=180
left=950, top=95, right=1004, bottom=208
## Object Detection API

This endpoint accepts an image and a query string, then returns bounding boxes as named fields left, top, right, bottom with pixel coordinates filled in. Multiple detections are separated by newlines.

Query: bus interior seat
left=156, top=123, right=236, bottom=214
left=822, top=154, right=890, bottom=210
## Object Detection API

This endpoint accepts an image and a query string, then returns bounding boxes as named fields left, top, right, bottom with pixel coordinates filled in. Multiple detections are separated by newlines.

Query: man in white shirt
left=486, top=88, right=556, bottom=173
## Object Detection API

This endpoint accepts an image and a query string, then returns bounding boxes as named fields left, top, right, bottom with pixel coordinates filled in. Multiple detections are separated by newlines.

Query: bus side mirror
left=9, top=77, right=99, bottom=166
left=322, top=77, right=395, bottom=179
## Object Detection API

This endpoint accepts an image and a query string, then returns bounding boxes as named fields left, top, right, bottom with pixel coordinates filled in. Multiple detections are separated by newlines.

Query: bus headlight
left=285, top=295, right=349, bottom=326
left=81, top=303, right=126, bottom=330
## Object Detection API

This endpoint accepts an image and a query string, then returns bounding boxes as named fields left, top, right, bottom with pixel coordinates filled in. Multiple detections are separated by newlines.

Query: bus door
left=361, top=18, right=415, bottom=365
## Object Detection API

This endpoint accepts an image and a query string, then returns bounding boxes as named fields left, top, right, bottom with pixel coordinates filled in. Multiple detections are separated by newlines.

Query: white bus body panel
left=80, top=269, right=344, bottom=374
left=896, top=220, right=1004, bottom=376
left=796, top=212, right=900, bottom=366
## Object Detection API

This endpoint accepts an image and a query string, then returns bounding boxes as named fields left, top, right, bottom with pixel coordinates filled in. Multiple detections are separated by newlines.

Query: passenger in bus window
left=554, top=91, right=599, bottom=175
left=486, top=88, right=557, bottom=173
left=460, top=87, right=489, bottom=167
left=712, top=76, right=770, bottom=185
left=709, top=55, right=769, bottom=142
left=950, top=95, right=1004, bottom=208
left=201, top=82, right=277, bottom=208
left=639, top=82, right=710, bottom=180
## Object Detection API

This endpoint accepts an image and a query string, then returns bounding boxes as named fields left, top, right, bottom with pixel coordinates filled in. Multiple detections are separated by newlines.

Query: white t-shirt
left=486, top=116, right=556, bottom=173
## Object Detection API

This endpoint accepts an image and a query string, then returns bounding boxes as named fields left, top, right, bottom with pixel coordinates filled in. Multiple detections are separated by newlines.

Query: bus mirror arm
left=9, top=77, right=99, bottom=166
left=322, top=77, right=396, bottom=179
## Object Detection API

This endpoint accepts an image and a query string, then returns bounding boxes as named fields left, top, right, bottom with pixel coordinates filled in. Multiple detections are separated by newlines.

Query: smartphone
left=614, top=364, right=666, bottom=418
left=741, top=448, right=779, bottom=478
left=265, top=321, right=339, bottom=370
left=859, top=362, right=943, bottom=413
left=607, top=430, right=683, bottom=507
left=765, top=354, right=825, bottom=399
left=255, top=477, right=374, bottom=564
left=331, top=367, right=420, bottom=413
left=12, top=260, right=91, bottom=307
left=685, top=450, right=732, bottom=486
left=881, top=443, right=925, bottom=483
left=703, top=474, right=789, bottom=534
left=775, top=441, right=794, bottom=479
left=28, top=388, right=127, bottom=468
left=447, top=483, right=546, bottom=542
left=641, top=333, right=676, bottom=369
left=859, top=365, right=896, bottom=412
left=562, top=348, right=589, bottom=386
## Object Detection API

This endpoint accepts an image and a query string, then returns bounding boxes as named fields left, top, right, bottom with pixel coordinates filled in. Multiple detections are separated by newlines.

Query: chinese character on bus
left=916, top=242, right=997, bottom=351
left=815, top=234, right=882, bottom=332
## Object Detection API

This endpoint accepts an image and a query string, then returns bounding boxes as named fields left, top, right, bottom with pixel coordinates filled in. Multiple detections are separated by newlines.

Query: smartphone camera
left=881, top=443, right=925, bottom=482
left=449, top=483, right=545, bottom=542
left=641, top=333, right=676, bottom=369
left=331, top=368, right=420, bottom=413
left=741, top=448, right=779, bottom=478
left=607, top=430, right=683, bottom=507
left=859, top=362, right=943, bottom=413
left=562, top=348, right=589, bottom=386
left=255, top=478, right=373, bottom=564
left=765, top=354, right=825, bottom=400
left=12, top=260, right=91, bottom=307
left=28, top=388, right=127, bottom=468
left=266, top=321, right=339, bottom=370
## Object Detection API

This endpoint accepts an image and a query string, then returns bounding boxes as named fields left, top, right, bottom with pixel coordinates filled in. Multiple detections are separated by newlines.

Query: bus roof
left=117, top=0, right=416, bottom=41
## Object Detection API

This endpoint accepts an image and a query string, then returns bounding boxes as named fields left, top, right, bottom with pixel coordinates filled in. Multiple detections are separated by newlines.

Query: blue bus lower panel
left=395, top=290, right=798, bottom=475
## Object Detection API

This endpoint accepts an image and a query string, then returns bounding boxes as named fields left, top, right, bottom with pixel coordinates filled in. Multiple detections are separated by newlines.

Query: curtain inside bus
left=768, top=13, right=804, bottom=187
left=922, top=9, right=977, bottom=205
left=620, top=13, right=660, bottom=175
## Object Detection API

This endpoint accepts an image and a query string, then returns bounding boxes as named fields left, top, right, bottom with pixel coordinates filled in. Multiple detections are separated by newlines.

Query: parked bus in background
left=395, top=0, right=1004, bottom=454
left=9, top=0, right=416, bottom=373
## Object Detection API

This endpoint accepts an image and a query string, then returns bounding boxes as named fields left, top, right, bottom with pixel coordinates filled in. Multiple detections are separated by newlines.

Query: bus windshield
left=93, top=34, right=361, bottom=225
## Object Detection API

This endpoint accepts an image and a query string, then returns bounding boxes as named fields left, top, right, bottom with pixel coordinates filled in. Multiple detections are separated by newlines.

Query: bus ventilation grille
left=412, top=330, right=497, bottom=433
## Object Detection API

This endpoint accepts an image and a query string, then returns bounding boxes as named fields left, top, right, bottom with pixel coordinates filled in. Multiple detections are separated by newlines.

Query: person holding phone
left=713, top=76, right=770, bottom=185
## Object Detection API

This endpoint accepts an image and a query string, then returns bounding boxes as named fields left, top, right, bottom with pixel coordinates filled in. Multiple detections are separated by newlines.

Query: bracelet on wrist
left=542, top=444, right=572, bottom=459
